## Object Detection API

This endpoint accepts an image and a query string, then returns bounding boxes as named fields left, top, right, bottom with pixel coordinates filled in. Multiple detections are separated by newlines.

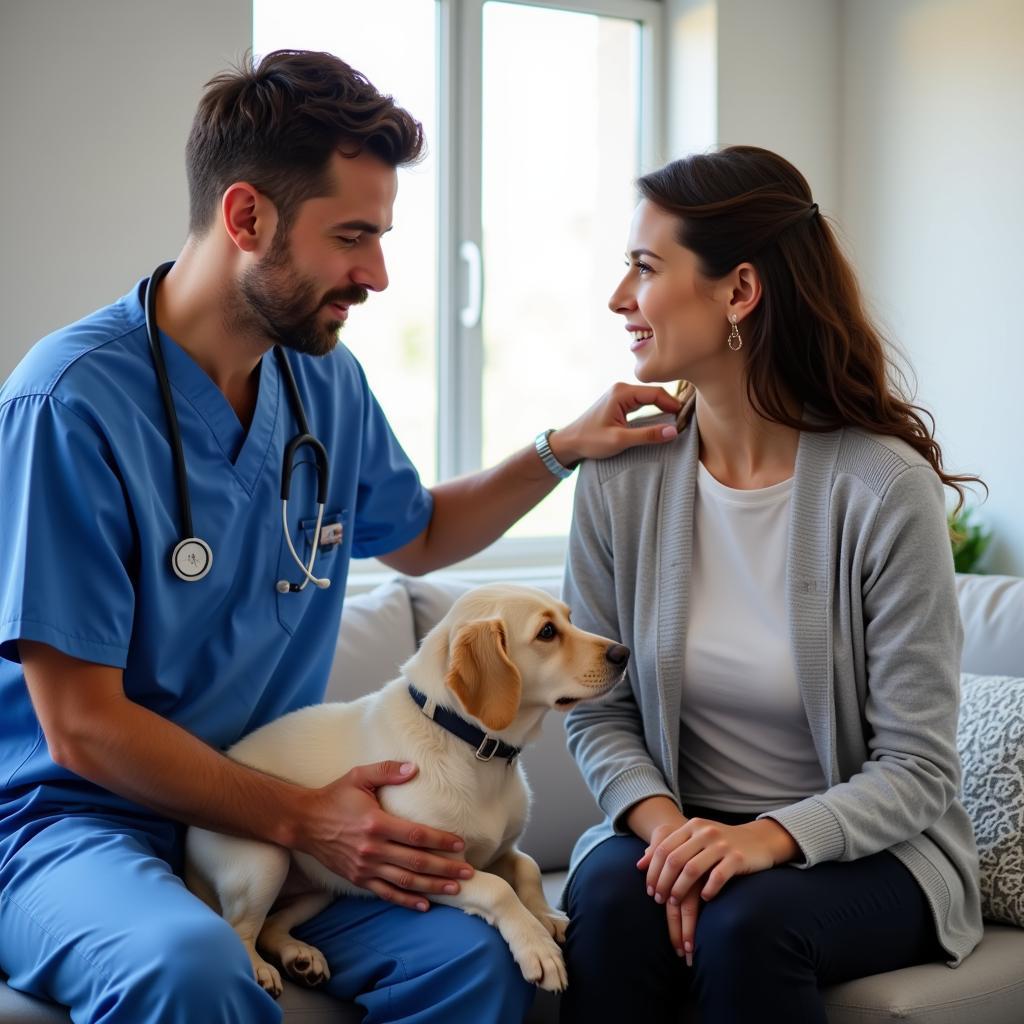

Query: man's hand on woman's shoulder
left=549, top=383, right=682, bottom=466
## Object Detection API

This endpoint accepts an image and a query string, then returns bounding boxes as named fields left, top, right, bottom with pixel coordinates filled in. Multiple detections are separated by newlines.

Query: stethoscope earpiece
left=145, top=263, right=332, bottom=593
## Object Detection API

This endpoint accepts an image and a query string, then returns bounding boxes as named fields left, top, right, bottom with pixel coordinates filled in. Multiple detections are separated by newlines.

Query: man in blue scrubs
left=0, top=50, right=681, bottom=1024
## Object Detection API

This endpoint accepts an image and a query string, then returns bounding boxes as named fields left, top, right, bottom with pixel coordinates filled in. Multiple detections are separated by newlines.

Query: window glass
left=481, top=2, right=642, bottom=537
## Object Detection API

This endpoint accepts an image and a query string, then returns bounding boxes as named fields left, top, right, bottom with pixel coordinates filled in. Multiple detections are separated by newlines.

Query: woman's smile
left=627, top=325, right=654, bottom=352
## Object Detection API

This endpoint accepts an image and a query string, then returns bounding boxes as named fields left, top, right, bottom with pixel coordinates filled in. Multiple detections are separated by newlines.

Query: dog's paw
left=252, top=958, right=283, bottom=999
left=534, top=906, right=570, bottom=944
left=511, top=931, right=568, bottom=992
left=279, top=941, right=331, bottom=988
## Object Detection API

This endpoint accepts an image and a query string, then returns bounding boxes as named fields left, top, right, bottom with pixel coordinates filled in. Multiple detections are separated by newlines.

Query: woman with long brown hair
left=559, top=146, right=983, bottom=1022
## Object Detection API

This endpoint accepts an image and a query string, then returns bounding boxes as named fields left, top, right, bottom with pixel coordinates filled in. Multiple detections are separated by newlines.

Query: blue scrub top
left=0, top=276, right=433, bottom=837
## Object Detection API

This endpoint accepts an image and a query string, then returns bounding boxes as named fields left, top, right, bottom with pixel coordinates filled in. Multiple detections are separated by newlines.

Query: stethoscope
left=145, top=262, right=332, bottom=593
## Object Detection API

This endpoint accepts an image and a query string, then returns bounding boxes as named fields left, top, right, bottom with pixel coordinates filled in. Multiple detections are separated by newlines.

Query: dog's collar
left=408, top=685, right=521, bottom=766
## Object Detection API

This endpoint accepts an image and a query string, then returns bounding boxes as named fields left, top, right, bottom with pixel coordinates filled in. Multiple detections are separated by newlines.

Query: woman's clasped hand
left=637, top=816, right=800, bottom=964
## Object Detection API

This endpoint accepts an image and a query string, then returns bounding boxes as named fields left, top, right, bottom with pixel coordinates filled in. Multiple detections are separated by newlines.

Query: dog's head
left=402, top=584, right=629, bottom=735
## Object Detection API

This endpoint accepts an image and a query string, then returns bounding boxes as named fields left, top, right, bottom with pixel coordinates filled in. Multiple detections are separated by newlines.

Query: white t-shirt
left=678, top=461, right=827, bottom=813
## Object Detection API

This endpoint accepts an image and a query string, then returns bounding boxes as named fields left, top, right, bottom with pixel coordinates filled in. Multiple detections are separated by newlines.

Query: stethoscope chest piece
left=146, top=261, right=330, bottom=592
left=171, top=537, right=213, bottom=582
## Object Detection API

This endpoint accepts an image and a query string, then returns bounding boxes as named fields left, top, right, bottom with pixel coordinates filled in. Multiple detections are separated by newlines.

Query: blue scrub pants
left=560, top=819, right=942, bottom=1024
left=0, top=813, right=534, bottom=1024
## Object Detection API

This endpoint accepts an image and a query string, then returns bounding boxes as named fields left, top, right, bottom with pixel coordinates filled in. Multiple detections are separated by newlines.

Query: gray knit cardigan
left=562, top=408, right=982, bottom=965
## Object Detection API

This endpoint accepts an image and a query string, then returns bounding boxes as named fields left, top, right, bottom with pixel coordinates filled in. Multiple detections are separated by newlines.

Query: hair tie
left=806, top=202, right=819, bottom=220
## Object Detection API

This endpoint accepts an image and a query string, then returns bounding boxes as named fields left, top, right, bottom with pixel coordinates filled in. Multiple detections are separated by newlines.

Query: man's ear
left=221, top=181, right=277, bottom=254
left=445, top=619, right=522, bottom=732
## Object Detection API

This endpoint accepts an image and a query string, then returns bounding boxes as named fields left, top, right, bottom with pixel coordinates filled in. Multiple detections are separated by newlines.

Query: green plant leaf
left=949, top=506, right=992, bottom=574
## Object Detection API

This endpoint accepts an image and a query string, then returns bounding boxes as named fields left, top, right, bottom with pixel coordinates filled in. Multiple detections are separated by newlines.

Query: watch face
left=171, top=538, right=213, bottom=582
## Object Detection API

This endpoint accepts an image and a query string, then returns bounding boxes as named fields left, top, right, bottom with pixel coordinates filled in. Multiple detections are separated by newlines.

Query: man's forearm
left=56, top=692, right=309, bottom=848
left=415, top=440, right=563, bottom=572
left=20, top=635, right=473, bottom=910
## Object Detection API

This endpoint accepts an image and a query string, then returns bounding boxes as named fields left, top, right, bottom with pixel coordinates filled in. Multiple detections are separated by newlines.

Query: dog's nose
left=605, top=643, right=630, bottom=666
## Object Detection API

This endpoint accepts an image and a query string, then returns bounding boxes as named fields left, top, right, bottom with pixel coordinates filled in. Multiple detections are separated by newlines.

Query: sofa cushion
left=517, top=712, right=604, bottom=872
left=0, top=977, right=69, bottom=1023
left=326, top=579, right=417, bottom=702
left=956, top=574, right=1024, bottom=677
left=818, top=924, right=1024, bottom=1024
left=957, top=673, right=1024, bottom=926
left=403, top=574, right=477, bottom=640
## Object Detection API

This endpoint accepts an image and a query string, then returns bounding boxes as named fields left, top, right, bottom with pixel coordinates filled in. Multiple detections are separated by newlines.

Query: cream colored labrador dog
left=185, top=584, right=629, bottom=996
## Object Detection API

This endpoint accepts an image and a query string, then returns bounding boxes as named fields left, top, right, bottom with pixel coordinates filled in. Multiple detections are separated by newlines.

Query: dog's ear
left=445, top=618, right=522, bottom=732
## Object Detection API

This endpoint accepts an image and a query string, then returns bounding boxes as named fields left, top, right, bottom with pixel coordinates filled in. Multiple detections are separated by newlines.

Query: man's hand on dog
left=296, top=760, right=474, bottom=912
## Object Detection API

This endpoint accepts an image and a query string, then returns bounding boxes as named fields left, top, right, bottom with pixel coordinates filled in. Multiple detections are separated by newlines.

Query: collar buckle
left=475, top=736, right=500, bottom=762
left=409, top=685, right=520, bottom=767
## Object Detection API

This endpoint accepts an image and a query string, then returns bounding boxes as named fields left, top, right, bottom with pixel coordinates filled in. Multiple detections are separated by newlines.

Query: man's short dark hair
left=185, top=49, right=424, bottom=237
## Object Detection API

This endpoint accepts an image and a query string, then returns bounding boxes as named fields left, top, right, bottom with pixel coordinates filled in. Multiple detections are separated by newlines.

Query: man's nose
left=352, top=244, right=389, bottom=293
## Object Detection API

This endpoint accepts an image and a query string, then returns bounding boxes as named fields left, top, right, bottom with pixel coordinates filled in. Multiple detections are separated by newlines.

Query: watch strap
left=534, top=429, right=574, bottom=480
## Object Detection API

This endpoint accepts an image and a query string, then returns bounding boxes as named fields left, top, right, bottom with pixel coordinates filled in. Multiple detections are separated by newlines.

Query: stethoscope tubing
left=146, top=262, right=195, bottom=539
left=144, top=262, right=331, bottom=591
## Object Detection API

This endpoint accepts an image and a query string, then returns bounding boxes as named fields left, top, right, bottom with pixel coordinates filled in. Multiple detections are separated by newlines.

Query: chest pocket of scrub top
left=275, top=508, right=347, bottom=634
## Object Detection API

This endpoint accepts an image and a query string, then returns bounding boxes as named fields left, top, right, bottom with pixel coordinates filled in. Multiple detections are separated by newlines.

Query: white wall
left=666, top=0, right=841, bottom=222
left=0, top=0, right=251, bottom=380
left=717, top=0, right=841, bottom=217
left=841, top=0, right=1024, bottom=573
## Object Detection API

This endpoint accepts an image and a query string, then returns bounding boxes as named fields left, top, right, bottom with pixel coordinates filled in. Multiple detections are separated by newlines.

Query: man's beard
left=236, top=241, right=367, bottom=357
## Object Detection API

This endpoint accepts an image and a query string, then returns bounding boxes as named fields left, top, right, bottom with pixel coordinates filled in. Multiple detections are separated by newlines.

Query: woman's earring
left=727, top=315, right=743, bottom=351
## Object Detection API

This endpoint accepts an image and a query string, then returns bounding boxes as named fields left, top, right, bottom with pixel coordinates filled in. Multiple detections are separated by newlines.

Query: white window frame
left=351, top=0, right=666, bottom=591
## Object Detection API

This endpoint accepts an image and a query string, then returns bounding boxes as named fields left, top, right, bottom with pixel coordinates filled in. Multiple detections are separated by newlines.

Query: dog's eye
left=536, top=622, right=557, bottom=641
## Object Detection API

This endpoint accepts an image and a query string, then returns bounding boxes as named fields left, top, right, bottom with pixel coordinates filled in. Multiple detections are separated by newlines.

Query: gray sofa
left=2, top=571, right=1022, bottom=1023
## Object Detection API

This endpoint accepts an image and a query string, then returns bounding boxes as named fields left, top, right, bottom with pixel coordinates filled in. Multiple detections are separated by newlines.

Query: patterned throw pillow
left=956, top=673, right=1024, bottom=926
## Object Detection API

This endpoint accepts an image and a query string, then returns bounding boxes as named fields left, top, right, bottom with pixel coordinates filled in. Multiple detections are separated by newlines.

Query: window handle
left=459, top=240, right=482, bottom=328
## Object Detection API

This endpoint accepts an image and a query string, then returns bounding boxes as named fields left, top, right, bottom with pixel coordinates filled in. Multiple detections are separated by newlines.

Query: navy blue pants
left=560, top=811, right=941, bottom=1024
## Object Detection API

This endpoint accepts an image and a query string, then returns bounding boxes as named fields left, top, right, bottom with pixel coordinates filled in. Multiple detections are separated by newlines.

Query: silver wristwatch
left=534, top=429, right=574, bottom=480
